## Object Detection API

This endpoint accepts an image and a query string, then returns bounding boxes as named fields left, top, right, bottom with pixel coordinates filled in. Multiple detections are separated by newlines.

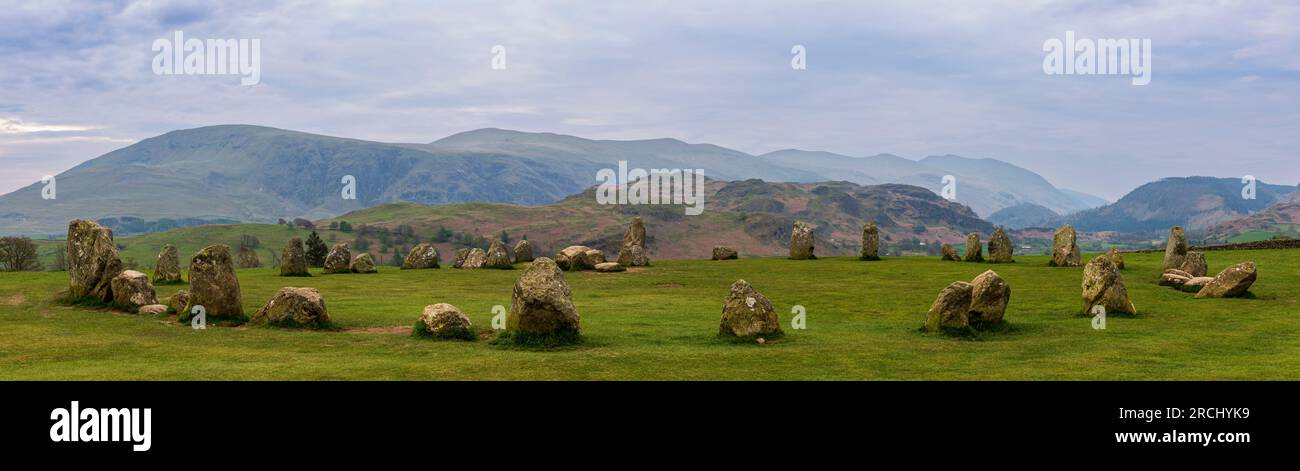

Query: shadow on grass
left=916, top=321, right=1028, bottom=341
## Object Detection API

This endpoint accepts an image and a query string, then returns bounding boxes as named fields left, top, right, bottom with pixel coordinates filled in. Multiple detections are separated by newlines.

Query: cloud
left=0, top=118, right=100, bottom=133
left=0, top=0, right=1298, bottom=200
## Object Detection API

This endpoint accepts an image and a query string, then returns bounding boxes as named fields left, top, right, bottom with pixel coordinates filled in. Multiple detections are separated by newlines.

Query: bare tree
left=0, top=237, right=43, bottom=272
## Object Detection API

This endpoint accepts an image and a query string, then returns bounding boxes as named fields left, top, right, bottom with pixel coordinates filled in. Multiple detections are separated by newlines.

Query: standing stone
left=66, top=219, right=123, bottom=302
left=415, top=303, right=474, bottom=340
left=184, top=245, right=243, bottom=320
left=250, top=287, right=330, bottom=328
left=237, top=245, right=261, bottom=268
left=1050, top=224, right=1082, bottom=267
left=789, top=221, right=816, bottom=260
left=484, top=240, right=513, bottom=268
left=860, top=222, right=880, bottom=261
left=1103, top=247, right=1125, bottom=270
left=1180, top=251, right=1207, bottom=278
left=968, top=270, right=1010, bottom=325
left=350, top=253, right=377, bottom=273
left=280, top=238, right=309, bottom=276
left=963, top=233, right=983, bottom=262
left=719, top=280, right=782, bottom=338
left=1081, top=256, right=1135, bottom=315
left=585, top=249, right=606, bottom=265
left=402, top=243, right=440, bottom=269
left=987, top=228, right=1014, bottom=263
left=1163, top=226, right=1188, bottom=271
left=461, top=248, right=487, bottom=269
left=153, top=244, right=182, bottom=284
left=167, top=290, right=190, bottom=313
left=322, top=243, right=352, bottom=274
left=1195, top=262, right=1257, bottom=299
left=513, top=240, right=535, bottom=263
left=507, top=257, right=581, bottom=343
left=616, top=217, right=650, bottom=266
left=924, top=281, right=974, bottom=332
left=940, top=243, right=960, bottom=261
left=453, top=248, right=471, bottom=268
left=712, top=246, right=739, bottom=260
left=555, top=246, right=594, bottom=271
left=110, top=270, right=158, bottom=309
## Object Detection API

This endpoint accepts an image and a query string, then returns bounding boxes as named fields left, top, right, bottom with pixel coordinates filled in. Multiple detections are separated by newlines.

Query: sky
left=1, top=0, right=1298, bottom=201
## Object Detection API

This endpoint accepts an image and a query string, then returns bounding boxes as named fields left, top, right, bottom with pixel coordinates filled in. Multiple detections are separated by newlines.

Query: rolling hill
left=34, top=179, right=994, bottom=268
left=0, top=125, right=1104, bottom=236
left=987, top=203, right=1061, bottom=229
left=757, top=150, right=1102, bottom=217
left=1066, top=177, right=1297, bottom=234
left=1203, top=191, right=1300, bottom=242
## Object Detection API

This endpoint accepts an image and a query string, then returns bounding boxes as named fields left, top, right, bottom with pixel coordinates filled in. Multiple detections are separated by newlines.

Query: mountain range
left=0, top=124, right=1106, bottom=236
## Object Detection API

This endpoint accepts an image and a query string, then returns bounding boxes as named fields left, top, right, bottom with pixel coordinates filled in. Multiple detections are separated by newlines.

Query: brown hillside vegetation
left=320, top=179, right=994, bottom=260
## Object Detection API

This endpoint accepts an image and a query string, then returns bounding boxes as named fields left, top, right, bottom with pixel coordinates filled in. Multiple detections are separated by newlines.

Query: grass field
left=1, top=250, right=1297, bottom=380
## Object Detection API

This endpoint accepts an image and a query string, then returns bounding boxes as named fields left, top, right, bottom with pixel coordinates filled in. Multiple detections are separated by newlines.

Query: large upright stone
left=402, top=243, right=440, bottom=269
left=1180, top=251, right=1207, bottom=278
left=484, top=240, right=513, bottom=268
left=1163, top=226, right=1188, bottom=271
left=987, top=228, right=1014, bottom=263
left=280, top=238, right=309, bottom=276
left=110, top=270, right=158, bottom=309
left=507, top=257, right=581, bottom=342
left=1050, top=224, right=1082, bottom=267
left=237, top=245, right=261, bottom=268
left=924, top=281, right=974, bottom=332
left=250, top=287, right=330, bottom=328
left=452, top=248, right=470, bottom=268
left=616, top=217, right=650, bottom=266
left=860, top=222, right=880, bottom=261
left=963, top=233, right=983, bottom=262
left=1103, top=247, right=1125, bottom=270
left=66, top=219, right=122, bottom=302
left=940, top=243, right=960, bottom=261
left=512, top=240, right=535, bottom=263
left=322, top=243, right=352, bottom=274
left=350, top=253, right=377, bottom=273
left=968, top=270, right=1010, bottom=324
left=789, top=221, right=816, bottom=260
left=153, top=244, right=182, bottom=284
left=460, top=248, right=487, bottom=269
left=1195, top=262, right=1257, bottom=299
left=1081, top=256, right=1135, bottom=315
left=184, top=245, right=243, bottom=320
left=719, top=280, right=782, bottom=338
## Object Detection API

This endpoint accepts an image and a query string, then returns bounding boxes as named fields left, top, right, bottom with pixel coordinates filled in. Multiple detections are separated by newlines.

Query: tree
left=338, top=221, right=353, bottom=232
left=389, top=247, right=402, bottom=267
left=432, top=225, right=453, bottom=243
left=499, top=230, right=511, bottom=244
left=0, top=237, right=41, bottom=272
left=305, top=231, right=328, bottom=267
left=353, top=237, right=372, bottom=251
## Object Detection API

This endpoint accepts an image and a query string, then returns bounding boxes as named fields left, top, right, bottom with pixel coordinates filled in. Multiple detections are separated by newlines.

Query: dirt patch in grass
left=4, top=293, right=26, bottom=305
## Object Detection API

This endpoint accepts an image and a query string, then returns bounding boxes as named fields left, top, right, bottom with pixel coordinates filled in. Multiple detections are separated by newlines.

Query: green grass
left=1, top=250, right=1298, bottom=380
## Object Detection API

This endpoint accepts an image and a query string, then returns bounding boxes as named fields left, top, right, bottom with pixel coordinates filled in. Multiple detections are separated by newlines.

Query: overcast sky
left=1, top=0, right=1297, bottom=200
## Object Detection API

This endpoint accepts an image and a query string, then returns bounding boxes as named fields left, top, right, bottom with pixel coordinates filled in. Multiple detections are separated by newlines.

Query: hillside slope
left=1067, top=177, right=1296, bottom=234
